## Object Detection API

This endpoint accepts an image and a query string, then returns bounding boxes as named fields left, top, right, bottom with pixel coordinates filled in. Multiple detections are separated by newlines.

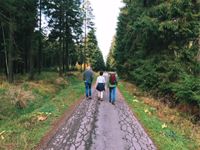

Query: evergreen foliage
left=0, top=0, right=105, bottom=82
left=106, top=37, right=116, bottom=71
left=86, top=29, right=105, bottom=71
left=110, top=0, right=200, bottom=106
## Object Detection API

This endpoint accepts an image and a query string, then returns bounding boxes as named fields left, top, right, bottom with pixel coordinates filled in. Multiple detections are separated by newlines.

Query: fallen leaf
left=162, top=123, right=167, bottom=129
left=0, top=131, right=5, bottom=135
left=45, top=112, right=52, bottom=115
left=144, top=109, right=149, bottom=113
left=37, top=115, right=47, bottom=121
left=132, top=99, right=139, bottom=102
left=1, top=135, right=4, bottom=140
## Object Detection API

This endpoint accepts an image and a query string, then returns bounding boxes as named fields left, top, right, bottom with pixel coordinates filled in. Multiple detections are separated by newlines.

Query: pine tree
left=86, top=29, right=105, bottom=71
left=0, top=0, right=84, bottom=81
left=106, top=37, right=116, bottom=71
left=43, top=0, right=83, bottom=75
left=82, top=0, right=95, bottom=70
left=114, top=0, right=200, bottom=105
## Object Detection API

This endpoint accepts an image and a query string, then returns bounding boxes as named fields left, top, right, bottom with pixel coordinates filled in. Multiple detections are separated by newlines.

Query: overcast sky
left=90, top=0, right=123, bottom=61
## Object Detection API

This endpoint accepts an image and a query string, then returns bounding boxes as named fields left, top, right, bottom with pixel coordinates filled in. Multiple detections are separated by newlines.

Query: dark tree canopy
left=107, top=0, right=200, bottom=106
left=0, top=0, right=105, bottom=82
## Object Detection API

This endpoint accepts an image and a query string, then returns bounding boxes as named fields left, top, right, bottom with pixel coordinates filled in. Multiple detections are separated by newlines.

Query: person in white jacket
left=96, top=71, right=106, bottom=101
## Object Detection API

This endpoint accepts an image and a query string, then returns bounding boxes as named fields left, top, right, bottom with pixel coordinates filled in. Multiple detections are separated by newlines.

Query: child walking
left=96, top=71, right=106, bottom=101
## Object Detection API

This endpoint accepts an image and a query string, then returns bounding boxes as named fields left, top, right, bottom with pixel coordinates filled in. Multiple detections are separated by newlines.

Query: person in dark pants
left=83, top=66, right=94, bottom=99
left=108, top=72, right=118, bottom=105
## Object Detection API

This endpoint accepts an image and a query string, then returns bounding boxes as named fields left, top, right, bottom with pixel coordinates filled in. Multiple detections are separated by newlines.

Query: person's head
left=86, top=66, right=91, bottom=70
left=109, top=71, right=115, bottom=75
left=99, top=71, right=103, bottom=76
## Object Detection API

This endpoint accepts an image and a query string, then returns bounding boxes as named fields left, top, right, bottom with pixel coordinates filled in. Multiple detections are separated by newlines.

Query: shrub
left=171, top=74, right=200, bottom=106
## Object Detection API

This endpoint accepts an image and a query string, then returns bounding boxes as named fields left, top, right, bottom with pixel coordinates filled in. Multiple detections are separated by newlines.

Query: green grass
left=119, top=82, right=199, bottom=150
left=0, top=72, right=84, bottom=150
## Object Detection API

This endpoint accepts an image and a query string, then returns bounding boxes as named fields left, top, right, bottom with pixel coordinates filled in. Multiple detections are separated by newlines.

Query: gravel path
left=39, top=74, right=156, bottom=150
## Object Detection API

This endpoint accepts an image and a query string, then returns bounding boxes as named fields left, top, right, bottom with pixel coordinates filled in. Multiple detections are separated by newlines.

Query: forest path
left=38, top=73, right=156, bottom=150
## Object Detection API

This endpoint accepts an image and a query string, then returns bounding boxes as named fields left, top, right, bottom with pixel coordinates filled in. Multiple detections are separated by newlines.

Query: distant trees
left=86, top=29, right=105, bottom=71
left=106, top=37, right=116, bottom=71
left=108, top=0, right=200, bottom=106
left=0, top=0, right=105, bottom=82
left=77, top=0, right=105, bottom=71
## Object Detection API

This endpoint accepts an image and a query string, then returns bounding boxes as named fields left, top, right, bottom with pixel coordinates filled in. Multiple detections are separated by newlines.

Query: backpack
left=110, top=73, right=116, bottom=84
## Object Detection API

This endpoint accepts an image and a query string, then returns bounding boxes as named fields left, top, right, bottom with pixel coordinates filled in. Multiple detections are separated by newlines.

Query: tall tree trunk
left=62, top=37, right=66, bottom=74
left=29, top=39, right=34, bottom=80
left=65, top=41, right=69, bottom=71
left=8, top=21, right=14, bottom=83
left=84, top=9, right=87, bottom=71
left=1, top=22, right=9, bottom=77
left=143, top=0, right=147, bottom=7
left=197, top=36, right=200, bottom=62
left=58, top=5, right=63, bottom=76
left=59, top=37, right=63, bottom=76
left=65, top=20, right=69, bottom=72
left=38, top=0, right=42, bottom=74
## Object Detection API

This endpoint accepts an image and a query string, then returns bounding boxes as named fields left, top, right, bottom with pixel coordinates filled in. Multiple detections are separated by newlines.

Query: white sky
left=90, top=0, right=123, bottom=62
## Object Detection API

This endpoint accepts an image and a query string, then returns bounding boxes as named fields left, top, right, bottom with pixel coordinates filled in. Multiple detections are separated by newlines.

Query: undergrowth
left=119, top=81, right=200, bottom=150
left=0, top=71, right=84, bottom=150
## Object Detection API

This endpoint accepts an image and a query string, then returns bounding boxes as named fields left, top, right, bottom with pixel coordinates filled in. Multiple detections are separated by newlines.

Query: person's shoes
left=89, top=96, right=92, bottom=99
left=100, top=98, right=103, bottom=101
left=109, top=99, right=111, bottom=103
left=112, top=102, right=115, bottom=105
left=97, top=97, right=100, bottom=100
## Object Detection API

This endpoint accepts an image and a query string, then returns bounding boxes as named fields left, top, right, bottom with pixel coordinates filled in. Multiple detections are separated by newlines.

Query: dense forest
left=107, top=0, right=200, bottom=110
left=0, top=0, right=105, bottom=83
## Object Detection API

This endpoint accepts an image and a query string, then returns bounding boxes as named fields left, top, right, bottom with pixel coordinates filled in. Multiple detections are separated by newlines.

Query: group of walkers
left=83, top=66, right=118, bottom=105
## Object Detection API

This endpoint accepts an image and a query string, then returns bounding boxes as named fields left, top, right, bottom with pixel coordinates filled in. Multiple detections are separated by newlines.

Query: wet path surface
left=39, top=74, right=156, bottom=150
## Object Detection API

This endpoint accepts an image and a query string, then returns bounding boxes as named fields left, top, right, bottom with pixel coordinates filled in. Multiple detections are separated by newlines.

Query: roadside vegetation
left=107, top=0, right=200, bottom=115
left=119, top=81, right=200, bottom=150
left=0, top=72, right=84, bottom=150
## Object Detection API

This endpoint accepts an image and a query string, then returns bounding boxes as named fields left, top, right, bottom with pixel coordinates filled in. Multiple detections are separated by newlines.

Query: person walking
left=96, top=71, right=106, bottom=101
left=108, top=72, right=118, bottom=105
left=83, top=66, right=94, bottom=99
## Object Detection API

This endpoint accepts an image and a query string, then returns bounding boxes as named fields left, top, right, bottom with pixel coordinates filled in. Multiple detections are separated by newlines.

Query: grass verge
left=119, top=81, right=200, bottom=150
left=0, top=72, right=84, bottom=150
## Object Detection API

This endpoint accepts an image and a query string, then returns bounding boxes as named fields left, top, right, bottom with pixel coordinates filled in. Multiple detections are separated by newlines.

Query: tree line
left=0, top=0, right=105, bottom=83
left=107, top=0, right=200, bottom=108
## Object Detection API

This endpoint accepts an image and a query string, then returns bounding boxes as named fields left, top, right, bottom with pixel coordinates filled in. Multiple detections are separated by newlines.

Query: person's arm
left=107, top=74, right=110, bottom=87
left=103, top=76, right=106, bottom=83
left=91, top=71, right=94, bottom=82
left=116, top=74, right=119, bottom=85
left=103, top=77, right=106, bottom=89
left=83, top=72, right=85, bottom=81
left=95, top=77, right=99, bottom=89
